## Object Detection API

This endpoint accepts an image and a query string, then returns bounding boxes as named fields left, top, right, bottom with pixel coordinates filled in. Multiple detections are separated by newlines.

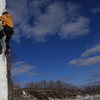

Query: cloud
left=90, top=68, right=100, bottom=72
left=87, top=80, right=100, bottom=86
left=23, top=1, right=67, bottom=41
left=81, top=44, right=100, bottom=57
left=29, top=72, right=41, bottom=76
left=89, top=72, right=100, bottom=83
left=92, top=73, right=100, bottom=78
left=7, top=0, right=90, bottom=42
left=66, top=2, right=81, bottom=18
left=68, top=55, right=100, bottom=66
left=68, top=44, right=100, bottom=66
left=91, top=8, right=100, bottom=13
left=12, top=62, right=36, bottom=77
left=59, top=16, right=90, bottom=39
left=12, top=61, right=51, bottom=78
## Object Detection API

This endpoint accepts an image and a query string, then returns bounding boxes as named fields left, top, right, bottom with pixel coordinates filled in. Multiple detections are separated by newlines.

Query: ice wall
left=0, top=0, right=8, bottom=100
left=0, top=0, right=6, bottom=15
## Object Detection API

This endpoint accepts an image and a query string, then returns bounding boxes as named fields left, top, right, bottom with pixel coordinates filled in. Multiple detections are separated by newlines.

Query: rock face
left=7, top=56, right=14, bottom=100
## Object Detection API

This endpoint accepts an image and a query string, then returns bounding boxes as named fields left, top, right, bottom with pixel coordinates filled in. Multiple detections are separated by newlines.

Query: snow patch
left=48, top=95, right=100, bottom=100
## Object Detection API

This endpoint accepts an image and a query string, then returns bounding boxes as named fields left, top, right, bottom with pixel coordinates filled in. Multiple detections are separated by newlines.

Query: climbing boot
left=5, top=48, right=10, bottom=55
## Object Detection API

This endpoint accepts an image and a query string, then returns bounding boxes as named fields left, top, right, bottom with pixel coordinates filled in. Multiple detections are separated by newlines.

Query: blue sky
left=7, top=0, right=100, bottom=86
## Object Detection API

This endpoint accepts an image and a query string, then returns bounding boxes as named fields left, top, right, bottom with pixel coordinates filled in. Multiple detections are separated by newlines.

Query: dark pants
left=0, top=26, right=14, bottom=49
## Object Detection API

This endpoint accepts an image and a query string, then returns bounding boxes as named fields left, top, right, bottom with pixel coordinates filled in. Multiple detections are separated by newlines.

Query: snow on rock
left=48, top=95, right=100, bottom=100
left=0, top=0, right=8, bottom=99
left=72, top=95, right=100, bottom=100
left=22, top=91, right=27, bottom=96
left=20, top=93, right=100, bottom=100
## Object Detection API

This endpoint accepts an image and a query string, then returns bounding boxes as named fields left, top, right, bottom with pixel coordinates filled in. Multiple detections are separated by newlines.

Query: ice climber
left=0, top=10, right=14, bottom=54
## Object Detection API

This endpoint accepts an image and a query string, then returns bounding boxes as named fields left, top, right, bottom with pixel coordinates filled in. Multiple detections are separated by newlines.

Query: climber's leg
left=4, top=26, right=14, bottom=54
left=0, top=29, right=5, bottom=54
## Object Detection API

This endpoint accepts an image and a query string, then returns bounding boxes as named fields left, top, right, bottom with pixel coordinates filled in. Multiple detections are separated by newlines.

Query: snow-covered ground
left=48, top=95, right=100, bottom=100
left=21, top=90, right=100, bottom=100
left=0, top=0, right=8, bottom=99
left=22, top=91, right=100, bottom=100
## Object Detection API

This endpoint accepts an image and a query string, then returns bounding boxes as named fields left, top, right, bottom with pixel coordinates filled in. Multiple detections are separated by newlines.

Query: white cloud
left=8, top=0, right=90, bottom=42
left=92, top=73, right=100, bottom=78
left=91, top=68, right=100, bottom=72
left=66, top=2, right=81, bottom=18
left=23, top=1, right=66, bottom=41
left=59, top=17, right=90, bottom=38
left=12, top=62, right=36, bottom=77
left=68, top=55, right=100, bottom=66
left=68, top=44, right=100, bottom=66
left=91, top=8, right=100, bottom=13
left=81, top=44, right=100, bottom=57
left=12, top=61, right=52, bottom=79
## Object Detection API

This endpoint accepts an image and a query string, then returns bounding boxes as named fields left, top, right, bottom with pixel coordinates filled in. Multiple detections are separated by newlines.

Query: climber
left=0, top=9, right=14, bottom=54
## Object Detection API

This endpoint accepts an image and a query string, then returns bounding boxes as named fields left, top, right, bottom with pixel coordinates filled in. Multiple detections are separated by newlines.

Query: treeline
left=13, top=81, right=100, bottom=100
left=13, top=80, right=81, bottom=100
left=25, top=80, right=77, bottom=91
left=82, top=85, right=100, bottom=95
